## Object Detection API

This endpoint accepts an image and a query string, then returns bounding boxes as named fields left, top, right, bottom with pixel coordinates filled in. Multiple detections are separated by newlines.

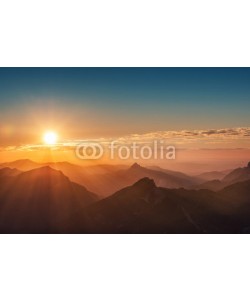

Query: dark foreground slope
left=81, top=178, right=250, bottom=234
left=0, top=167, right=98, bottom=233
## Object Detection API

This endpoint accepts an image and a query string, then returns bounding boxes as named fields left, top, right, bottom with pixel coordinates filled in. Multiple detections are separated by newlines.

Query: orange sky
left=1, top=127, right=250, bottom=173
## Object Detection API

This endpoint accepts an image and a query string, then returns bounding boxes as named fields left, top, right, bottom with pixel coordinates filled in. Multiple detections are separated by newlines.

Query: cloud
left=119, top=127, right=250, bottom=141
left=113, top=127, right=250, bottom=148
left=1, top=127, right=250, bottom=152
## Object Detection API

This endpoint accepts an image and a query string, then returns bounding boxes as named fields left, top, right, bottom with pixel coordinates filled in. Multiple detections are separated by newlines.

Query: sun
left=43, top=131, right=58, bottom=145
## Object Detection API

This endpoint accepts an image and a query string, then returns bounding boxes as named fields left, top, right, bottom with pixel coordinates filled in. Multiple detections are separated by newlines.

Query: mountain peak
left=0, top=167, right=13, bottom=172
left=130, top=163, right=142, bottom=170
left=23, top=166, right=66, bottom=179
left=38, top=166, right=57, bottom=172
left=132, top=177, right=156, bottom=189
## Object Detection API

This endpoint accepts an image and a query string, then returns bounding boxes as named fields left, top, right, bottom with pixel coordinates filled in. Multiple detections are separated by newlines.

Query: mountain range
left=0, top=159, right=250, bottom=233
left=194, top=162, right=250, bottom=191
left=81, top=177, right=250, bottom=233
left=0, top=160, right=203, bottom=197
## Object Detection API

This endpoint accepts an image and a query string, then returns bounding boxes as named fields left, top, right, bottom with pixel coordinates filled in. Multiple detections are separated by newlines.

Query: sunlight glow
left=43, top=131, right=58, bottom=145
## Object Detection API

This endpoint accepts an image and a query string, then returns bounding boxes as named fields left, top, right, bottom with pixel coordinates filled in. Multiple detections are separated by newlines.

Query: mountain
left=194, top=180, right=225, bottom=191
left=148, top=165, right=202, bottom=184
left=0, top=160, right=203, bottom=197
left=42, top=162, right=128, bottom=197
left=82, top=177, right=200, bottom=234
left=0, top=163, right=250, bottom=233
left=74, top=162, right=204, bottom=197
left=81, top=177, right=250, bottom=234
left=196, top=170, right=231, bottom=181
left=222, top=162, right=250, bottom=184
left=0, top=159, right=128, bottom=197
left=193, top=162, right=250, bottom=191
left=0, top=159, right=42, bottom=171
left=0, top=167, right=21, bottom=178
left=0, top=166, right=98, bottom=233
left=219, top=179, right=250, bottom=206
left=118, top=163, right=202, bottom=188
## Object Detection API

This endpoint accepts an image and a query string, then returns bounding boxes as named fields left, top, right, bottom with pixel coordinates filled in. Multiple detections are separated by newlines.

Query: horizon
left=1, top=149, right=250, bottom=175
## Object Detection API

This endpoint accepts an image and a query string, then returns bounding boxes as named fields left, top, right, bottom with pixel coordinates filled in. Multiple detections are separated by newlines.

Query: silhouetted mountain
left=219, top=179, right=250, bottom=205
left=43, top=162, right=128, bottom=196
left=1, top=160, right=250, bottom=233
left=80, top=177, right=250, bottom=233
left=121, top=163, right=202, bottom=188
left=0, top=160, right=204, bottom=197
left=0, top=168, right=250, bottom=233
left=82, top=177, right=199, bottom=234
left=75, top=162, right=204, bottom=197
left=0, top=159, right=128, bottom=197
left=193, top=162, right=250, bottom=191
left=222, top=162, right=250, bottom=184
left=0, top=167, right=98, bottom=233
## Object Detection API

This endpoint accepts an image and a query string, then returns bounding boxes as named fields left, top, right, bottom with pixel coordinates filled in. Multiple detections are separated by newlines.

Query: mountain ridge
left=0, top=166, right=98, bottom=233
left=82, top=177, right=250, bottom=233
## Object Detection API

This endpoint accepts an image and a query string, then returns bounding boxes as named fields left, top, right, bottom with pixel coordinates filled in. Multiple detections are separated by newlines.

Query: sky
left=0, top=68, right=250, bottom=170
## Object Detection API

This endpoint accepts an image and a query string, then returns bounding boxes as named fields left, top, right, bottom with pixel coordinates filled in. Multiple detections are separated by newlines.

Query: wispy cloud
left=120, top=127, right=250, bottom=140
left=1, top=127, right=250, bottom=152
left=114, top=127, right=250, bottom=148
